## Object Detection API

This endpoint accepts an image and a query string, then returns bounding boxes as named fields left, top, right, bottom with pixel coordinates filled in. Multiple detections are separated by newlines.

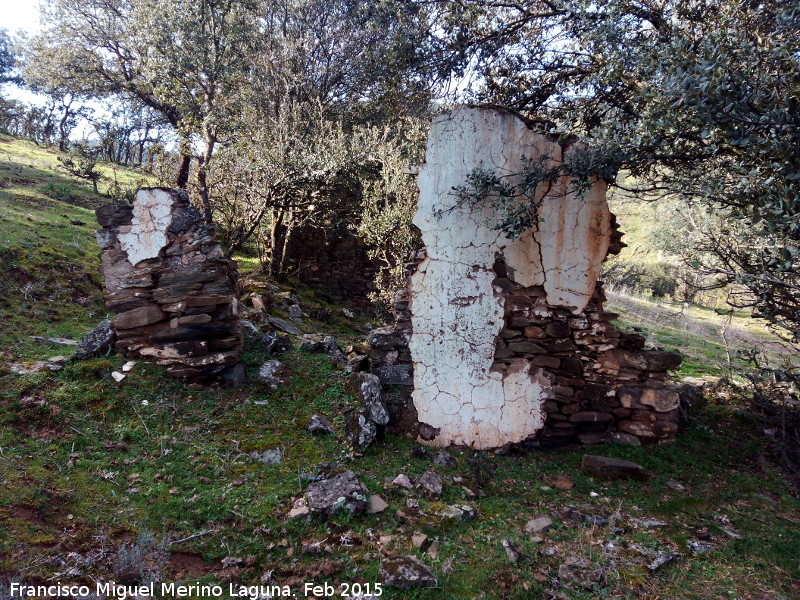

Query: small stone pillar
left=96, top=188, right=243, bottom=384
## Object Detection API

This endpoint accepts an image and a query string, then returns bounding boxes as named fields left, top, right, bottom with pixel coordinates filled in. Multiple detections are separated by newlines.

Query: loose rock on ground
left=307, top=414, right=334, bottom=435
left=304, top=471, right=368, bottom=517
left=378, top=555, right=437, bottom=590
left=581, top=454, right=648, bottom=481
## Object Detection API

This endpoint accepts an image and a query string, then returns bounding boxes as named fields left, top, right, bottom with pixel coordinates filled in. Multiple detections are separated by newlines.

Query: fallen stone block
left=288, top=497, right=311, bottom=520
left=258, top=360, right=284, bottom=388
left=344, top=410, right=377, bottom=454
left=525, top=516, right=553, bottom=534
left=438, top=504, right=477, bottom=522
left=502, top=538, right=522, bottom=563
left=367, top=494, right=388, bottom=514
left=267, top=316, right=300, bottom=335
left=307, top=414, right=334, bottom=435
left=581, top=455, right=648, bottom=481
left=415, top=471, right=443, bottom=499
left=251, top=448, right=282, bottom=465
left=300, top=334, right=333, bottom=352
left=351, top=372, right=389, bottom=425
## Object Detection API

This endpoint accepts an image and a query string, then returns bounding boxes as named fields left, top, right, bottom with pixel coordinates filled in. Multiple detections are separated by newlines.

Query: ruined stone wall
left=96, top=188, right=243, bottom=384
left=283, top=226, right=383, bottom=307
left=368, top=107, right=682, bottom=449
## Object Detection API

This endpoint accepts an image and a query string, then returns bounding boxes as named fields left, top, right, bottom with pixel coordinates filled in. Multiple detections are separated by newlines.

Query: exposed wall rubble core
left=368, top=107, right=682, bottom=449
left=96, top=188, right=243, bottom=383
left=283, top=226, right=383, bottom=306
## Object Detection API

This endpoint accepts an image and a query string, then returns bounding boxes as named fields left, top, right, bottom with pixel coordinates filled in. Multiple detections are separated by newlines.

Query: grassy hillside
left=0, top=135, right=799, bottom=599
left=603, top=189, right=726, bottom=307
left=0, top=134, right=150, bottom=362
left=604, top=187, right=798, bottom=377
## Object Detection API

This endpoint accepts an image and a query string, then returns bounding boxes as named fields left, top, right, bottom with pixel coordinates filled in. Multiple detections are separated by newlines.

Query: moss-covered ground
left=1, top=135, right=799, bottom=599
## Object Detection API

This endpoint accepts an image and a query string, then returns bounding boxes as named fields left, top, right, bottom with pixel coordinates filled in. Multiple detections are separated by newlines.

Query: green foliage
left=39, top=180, right=78, bottom=203
left=603, top=260, right=680, bottom=299
left=356, top=118, right=427, bottom=308
left=211, top=112, right=378, bottom=268
left=452, top=145, right=620, bottom=239
left=452, top=166, right=540, bottom=239
left=25, top=0, right=437, bottom=219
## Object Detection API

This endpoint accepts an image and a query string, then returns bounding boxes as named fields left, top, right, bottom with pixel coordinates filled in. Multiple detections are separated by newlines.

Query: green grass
left=0, top=135, right=115, bottom=363
left=3, top=355, right=799, bottom=598
left=0, top=134, right=799, bottom=599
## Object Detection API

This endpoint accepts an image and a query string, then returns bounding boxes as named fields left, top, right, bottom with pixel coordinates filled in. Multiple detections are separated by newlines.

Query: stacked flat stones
left=284, top=225, right=383, bottom=307
left=96, top=188, right=243, bottom=383
left=368, top=249, right=683, bottom=447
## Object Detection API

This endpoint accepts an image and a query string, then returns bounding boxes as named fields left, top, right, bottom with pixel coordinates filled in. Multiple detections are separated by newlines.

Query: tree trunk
left=58, top=96, right=74, bottom=152
left=58, top=113, right=69, bottom=152
left=137, top=122, right=151, bottom=167
left=197, top=134, right=216, bottom=223
left=175, top=134, right=192, bottom=189
left=278, top=216, right=296, bottom=276
left=268, top=208, right=286, bottom=279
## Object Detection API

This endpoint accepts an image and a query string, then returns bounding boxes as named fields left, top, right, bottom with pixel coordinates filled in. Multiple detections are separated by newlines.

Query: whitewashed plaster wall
left=410, top=107, right=611, bottom=448
left=118, top=189, right=174, bottom=266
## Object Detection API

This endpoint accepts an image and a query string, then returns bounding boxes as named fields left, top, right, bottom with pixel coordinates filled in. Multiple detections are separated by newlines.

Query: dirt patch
left=169, top=551, right=214, bottom=578
left=11, top=504, right=40, bottom=523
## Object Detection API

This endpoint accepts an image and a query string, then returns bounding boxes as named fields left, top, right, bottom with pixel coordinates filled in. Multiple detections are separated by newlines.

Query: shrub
left=111, top=528, right=169, bottom=584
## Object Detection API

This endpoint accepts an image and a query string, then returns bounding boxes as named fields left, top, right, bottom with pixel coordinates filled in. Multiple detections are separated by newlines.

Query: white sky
left=0, top=1, right=42, bottom=35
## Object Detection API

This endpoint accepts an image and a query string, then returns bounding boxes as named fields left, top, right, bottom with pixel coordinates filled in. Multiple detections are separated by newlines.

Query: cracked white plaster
left=118, top=189, right=174, bottom=266
left=410, top=107, right=611, bottom=448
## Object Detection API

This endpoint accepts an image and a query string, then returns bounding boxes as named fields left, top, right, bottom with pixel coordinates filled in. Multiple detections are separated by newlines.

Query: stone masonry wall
left=96, top=188, right=243, bottom=384
left=283, top=226, right=384, bottom=307
left=367, top=107, right=682, bottom=449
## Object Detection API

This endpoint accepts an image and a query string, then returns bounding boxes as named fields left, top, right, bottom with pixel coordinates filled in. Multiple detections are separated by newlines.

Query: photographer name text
left=10, top=581, right=383, bottom=599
